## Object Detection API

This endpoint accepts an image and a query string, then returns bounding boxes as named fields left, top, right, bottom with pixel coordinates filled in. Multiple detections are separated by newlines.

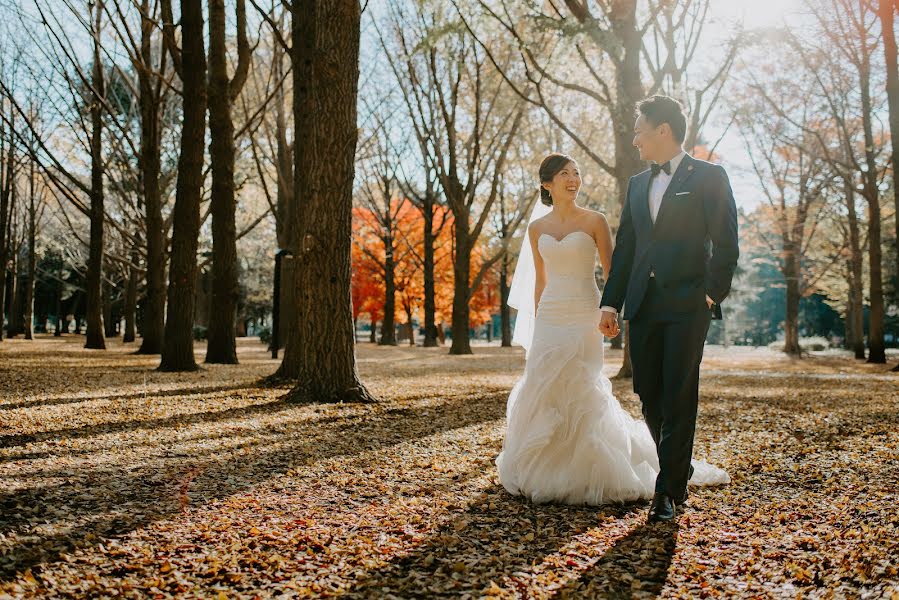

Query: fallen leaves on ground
left=0, top=336, right=897, bottom=598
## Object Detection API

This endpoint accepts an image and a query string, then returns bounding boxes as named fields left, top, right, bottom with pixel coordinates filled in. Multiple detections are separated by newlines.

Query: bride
left=495, top=153, right=729, bottom=506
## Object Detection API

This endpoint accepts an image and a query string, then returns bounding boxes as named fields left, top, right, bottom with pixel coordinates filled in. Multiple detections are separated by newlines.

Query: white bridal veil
left=507, top=196, right=552, bottom=355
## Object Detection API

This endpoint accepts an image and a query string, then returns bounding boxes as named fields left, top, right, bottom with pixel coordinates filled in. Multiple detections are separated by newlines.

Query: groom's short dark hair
left=638, top=95, right=687, bottom=144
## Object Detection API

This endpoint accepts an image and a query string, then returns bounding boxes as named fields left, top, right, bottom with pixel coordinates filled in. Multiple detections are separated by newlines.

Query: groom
left=598, top=95, right=739, bottom=523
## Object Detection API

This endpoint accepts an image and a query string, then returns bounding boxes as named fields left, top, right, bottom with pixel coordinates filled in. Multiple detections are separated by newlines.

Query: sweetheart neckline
left=538, top=230, right=594, bottom=244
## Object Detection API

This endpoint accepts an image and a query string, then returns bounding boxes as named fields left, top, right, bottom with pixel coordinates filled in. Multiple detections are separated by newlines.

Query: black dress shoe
left=648, top=492, right=676, bottom=522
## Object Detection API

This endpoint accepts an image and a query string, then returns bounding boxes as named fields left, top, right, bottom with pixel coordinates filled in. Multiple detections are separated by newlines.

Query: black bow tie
left=650, top=161, right=672, bottom=177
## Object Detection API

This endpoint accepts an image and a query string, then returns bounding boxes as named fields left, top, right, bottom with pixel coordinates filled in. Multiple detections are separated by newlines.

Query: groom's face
left=633, top=114, right=663, bottom=162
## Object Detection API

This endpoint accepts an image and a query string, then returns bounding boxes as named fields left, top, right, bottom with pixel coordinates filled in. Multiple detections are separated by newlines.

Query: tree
left=354, top=103, right=408, bottom=346
left=84, top=0, right=107, bottom=350
left=125, top=0, right=174, bottom=355
left=206, top=0, right=251, bottom=364
left=273, top=0, right=375, bottom=403
left=806, top=0, right=890, bottom=363
left=380, top=2, right=524, bottom=355
left=874, top=0, right=899, bottom=369
left=457, top=0, right=741, bottom=374
left=159, top=0, right=207, bottom=371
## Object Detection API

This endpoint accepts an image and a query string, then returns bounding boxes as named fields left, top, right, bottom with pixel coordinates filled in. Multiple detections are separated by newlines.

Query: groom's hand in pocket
left=599, top=311, right=620, bottom=338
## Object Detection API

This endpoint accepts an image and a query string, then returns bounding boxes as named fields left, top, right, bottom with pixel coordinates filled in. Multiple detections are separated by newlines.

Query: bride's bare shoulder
left=579, top=207, right=609, bottom=229
left=528, top=214, right=551, bottom=236
left=580, top=206, right=608, bottom=221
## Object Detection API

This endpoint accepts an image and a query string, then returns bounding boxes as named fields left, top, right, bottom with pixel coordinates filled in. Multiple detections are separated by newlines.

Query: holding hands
left=598, top=311, right=620, bottom=338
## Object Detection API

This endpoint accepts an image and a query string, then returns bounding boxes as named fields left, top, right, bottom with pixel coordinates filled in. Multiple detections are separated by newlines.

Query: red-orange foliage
left=352, top=200, right=501, bottom=330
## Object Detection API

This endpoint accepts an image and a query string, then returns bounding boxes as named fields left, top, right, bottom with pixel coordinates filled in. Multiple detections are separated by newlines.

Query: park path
left=0, top=336, right=897, bottom=598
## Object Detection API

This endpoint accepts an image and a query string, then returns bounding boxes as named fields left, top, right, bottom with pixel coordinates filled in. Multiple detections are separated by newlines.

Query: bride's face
left=544, top=161, right=581, bottom=203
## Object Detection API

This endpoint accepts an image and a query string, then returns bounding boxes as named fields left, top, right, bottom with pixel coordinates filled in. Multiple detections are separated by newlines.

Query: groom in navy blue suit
left=598, top=95, right=739, bottom=523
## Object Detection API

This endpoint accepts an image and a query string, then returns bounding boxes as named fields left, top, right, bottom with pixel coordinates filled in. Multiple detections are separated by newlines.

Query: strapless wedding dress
left=496, top=230, right=730, bottom=505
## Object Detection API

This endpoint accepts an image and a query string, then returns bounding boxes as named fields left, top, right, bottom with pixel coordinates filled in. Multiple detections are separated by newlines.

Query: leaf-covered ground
left=0, top=336, right=897, bottom=599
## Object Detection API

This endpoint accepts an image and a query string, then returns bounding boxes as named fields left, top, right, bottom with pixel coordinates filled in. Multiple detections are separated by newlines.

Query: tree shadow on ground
left=344, top=481, right=653, bottom=598
left=0, top=390, right=508, bottom=580
left=0, top=382, right=286, bottom=413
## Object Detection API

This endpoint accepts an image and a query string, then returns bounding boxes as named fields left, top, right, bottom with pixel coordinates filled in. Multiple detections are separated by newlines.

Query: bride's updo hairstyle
left=539, top=153, right=575, bottom=206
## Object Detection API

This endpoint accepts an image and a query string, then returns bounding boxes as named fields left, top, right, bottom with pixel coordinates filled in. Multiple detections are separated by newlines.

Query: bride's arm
left=528, top=223, right=546, bottom=309
left=594, top=214, right=614, bottom=282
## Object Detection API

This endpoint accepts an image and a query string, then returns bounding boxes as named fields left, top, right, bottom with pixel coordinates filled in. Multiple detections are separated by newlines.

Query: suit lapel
left=654, top=154, right=697, bottom=229
left=633, top=171, right=653, bottom=232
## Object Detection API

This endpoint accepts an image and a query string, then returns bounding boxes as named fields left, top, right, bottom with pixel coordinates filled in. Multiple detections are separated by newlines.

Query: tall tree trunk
left=159, top=0, right=207, bottom=372
left=859, top=54, right=886, bottom=364
left=85, top=0, right=106, bottom=350
left=610, top=3, right=644, bottom=377
left=0, top=131, right=9, bottom=343
left=274, top=39, right=294, bottom=252
left=54, top=285, right=63, bottom=336
left=450, top=214, right=472, bottom=355
left=136, top=0, right=167, bottom=355
left=405, top=308, right=415, bottom=346
left=782, top=245, right=801, bottom=356
left=7, top=257, right=20, bottom=337
left=844, top=180, right=866, bottom=359
left=422, top=200, right=438, bottom=347
left=877, top=0, right=899, bottom=281
left=379, top=242, right=397, bottom=345
left=500, top=251, right=512, bottom=347
left=23, top=159, right=35, bottom=340
left=206, top=0, right=249, bottom=364
left=274, top=0, right=375, bottom=403
left=123, top=243, right=138, bottom=343
left=103, top=279, right=117, bottom=338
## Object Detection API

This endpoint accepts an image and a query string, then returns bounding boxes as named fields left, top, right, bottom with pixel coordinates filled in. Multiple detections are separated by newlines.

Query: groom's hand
left=599, top=311, right=620, bottom=338
left=705, top=294, right=715, bottom=309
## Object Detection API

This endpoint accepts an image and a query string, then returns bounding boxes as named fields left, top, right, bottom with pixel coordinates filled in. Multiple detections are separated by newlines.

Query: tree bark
left=782, top=245, right=801, bottom=356
left=159, top=0, right=207, bottom=372
left=7, top=257, right=20, bottom=337
left=84, top=0, right=106, bottom=350
left=500, top=251, right=511, bottom=347
left=23, top=158, right=36, bottom=340
left=274, top=0, right=375, bottom=403
left=450, top=210, right=473, bottom=355
left=123, top=243, right=138, bottom=343
left=422, top=199, right=439, bottom=347
left=844, top=181, right=866, bottom=359
left=858, top=51, right=886, bottom=364
left=206, top=0, right=250, bottom=364
left=0, top=120, right=13, bottom=342
left=877, top=0, right=899, bottom=285
left=274, top=39, right=294, bottom=252
left=103, top=279, right=117, bottom=338
left=379, top=237, right=397, bottom=345
left=136, top=0, right=167, bottom=355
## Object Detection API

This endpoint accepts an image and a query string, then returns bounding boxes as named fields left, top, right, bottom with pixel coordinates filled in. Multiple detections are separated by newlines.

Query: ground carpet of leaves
left=0, top=336, right=897, bottom=598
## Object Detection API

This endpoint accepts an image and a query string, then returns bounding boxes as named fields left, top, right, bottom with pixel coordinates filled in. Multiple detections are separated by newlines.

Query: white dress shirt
left=600, top=151, right=687, bottom=316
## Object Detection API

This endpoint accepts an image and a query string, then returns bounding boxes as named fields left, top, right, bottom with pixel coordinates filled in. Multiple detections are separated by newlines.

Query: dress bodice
left=537, top=230, right=600, bottom=305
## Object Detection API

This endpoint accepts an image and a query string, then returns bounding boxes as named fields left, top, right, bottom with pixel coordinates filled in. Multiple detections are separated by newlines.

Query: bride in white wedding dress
left=496, top=154, right=729, bottom=506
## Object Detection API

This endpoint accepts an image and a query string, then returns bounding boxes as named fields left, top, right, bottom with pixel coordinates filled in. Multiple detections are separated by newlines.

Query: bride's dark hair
left=539, top=153, right=575, bottom=206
